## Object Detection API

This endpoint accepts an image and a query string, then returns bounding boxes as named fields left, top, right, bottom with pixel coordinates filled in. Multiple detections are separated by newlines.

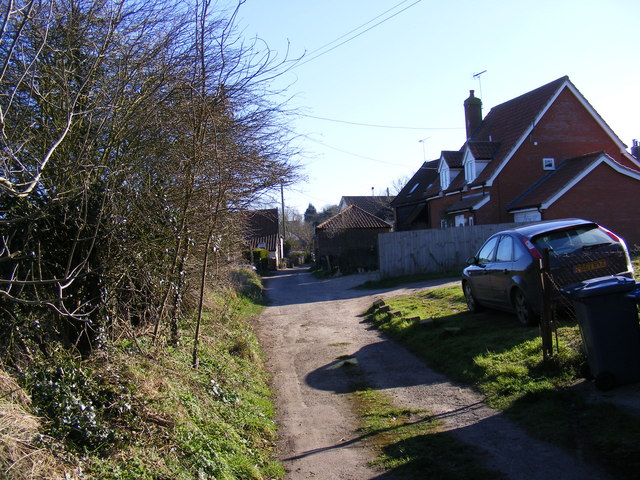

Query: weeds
left=1, top=270, right=282, bottom=480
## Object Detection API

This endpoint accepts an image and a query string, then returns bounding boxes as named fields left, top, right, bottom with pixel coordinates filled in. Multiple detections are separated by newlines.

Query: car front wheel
left=463, top=281, right=482, bottom=313
left=512, top=288, right=538, bottom=326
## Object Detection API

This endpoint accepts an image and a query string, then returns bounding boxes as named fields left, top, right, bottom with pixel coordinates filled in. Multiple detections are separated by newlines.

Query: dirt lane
left=256, top=267, right=612, bottom=480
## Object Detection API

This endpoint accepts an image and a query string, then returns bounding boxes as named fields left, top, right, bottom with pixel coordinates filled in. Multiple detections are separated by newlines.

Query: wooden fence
left=378, top=223, right=518, bottom=278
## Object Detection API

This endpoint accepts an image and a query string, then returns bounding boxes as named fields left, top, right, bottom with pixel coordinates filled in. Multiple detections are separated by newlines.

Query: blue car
left=461, top=219, right=634, bottom=325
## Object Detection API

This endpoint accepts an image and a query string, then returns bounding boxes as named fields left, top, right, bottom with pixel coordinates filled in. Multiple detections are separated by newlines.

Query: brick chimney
left=464, top=90, right=483, bottom=139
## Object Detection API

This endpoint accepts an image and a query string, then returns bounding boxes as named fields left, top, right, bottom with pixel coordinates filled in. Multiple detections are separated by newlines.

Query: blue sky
left=233, top=0, right=640, bottom=214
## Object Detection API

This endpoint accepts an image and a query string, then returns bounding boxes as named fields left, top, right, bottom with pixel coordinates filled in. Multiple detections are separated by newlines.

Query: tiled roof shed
left=316, top=205, right=391, bottom=232
left=315, top=205, right=392, bottom=271
left=339, top=196, right=395, bottom=222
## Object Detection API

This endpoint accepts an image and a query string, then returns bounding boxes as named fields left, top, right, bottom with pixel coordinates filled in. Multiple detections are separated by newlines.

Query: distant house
left=338, top=196, right=395, bottom=225
left=315, top=205, right=392, bottom=272
left=392, top=76, right=640, bottom=245
left=243, top=208, right=283, bottom=269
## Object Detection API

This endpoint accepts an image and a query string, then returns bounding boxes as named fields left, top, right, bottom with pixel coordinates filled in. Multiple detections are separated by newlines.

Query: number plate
left=574, top=259, right=607, bottom=273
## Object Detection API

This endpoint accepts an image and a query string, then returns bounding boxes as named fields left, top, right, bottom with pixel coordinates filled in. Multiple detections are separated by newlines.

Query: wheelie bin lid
left=561, top=275, right=636, bottom=299
left=626, top=284, right=640, bottom=302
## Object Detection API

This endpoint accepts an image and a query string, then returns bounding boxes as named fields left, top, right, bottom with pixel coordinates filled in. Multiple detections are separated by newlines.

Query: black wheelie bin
left=562, top=275, right=640, bottom=391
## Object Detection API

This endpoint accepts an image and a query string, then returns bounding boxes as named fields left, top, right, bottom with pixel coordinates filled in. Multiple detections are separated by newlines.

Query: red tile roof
left=391, top=160, right=439, bottom=207
left=507, top=151, right=640, bottom=211
left=467, top=76, right=569, bottom=187
left=467, top=141, right=501, bottom=160
left=441, top=150, right=463, bottom=168
left=244, top=208, right=279, bottom=237
left=445, top=193, right=490, bottom=213
left=340, top=196, right=395, bottom=222
left=315, top=205, right=391, bottom=232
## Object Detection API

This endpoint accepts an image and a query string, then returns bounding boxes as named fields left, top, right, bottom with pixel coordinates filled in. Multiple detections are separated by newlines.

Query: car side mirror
left=467, top=256, right=478, bottom=266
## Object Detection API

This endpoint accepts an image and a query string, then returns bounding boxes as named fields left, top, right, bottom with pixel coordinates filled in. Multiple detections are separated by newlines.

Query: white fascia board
left=475, top=194, right=491, bottom=210
left=447, top=194, right=491, bottom=214
left=462, top=147, right=474, bottom=166
left=564, top=83, right=640, bottom=169
left=485, top=81, right=568, bottom=187
left=510, top=207, right=540, bottom=214
left=541, top=154, right=640, bottom=209
left=437, top=155, right=448, bottom=173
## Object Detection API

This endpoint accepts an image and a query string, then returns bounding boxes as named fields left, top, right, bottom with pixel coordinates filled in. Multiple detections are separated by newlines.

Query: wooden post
left=540, top=248, right=554, bottom=359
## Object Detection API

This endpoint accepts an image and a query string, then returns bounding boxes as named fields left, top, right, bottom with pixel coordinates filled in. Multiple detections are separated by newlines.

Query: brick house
left=392, top=76, right=640, bottom=246
left=315, top=205, right=392, bottom=271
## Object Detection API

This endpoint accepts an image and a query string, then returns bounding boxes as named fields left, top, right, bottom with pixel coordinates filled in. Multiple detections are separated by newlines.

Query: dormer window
left=440, top=165, right=450, bottom=190
left=464, top=157, right=476, bottom=182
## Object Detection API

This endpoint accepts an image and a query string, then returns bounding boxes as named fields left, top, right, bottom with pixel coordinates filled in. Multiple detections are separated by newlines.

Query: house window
left=468, top=216, right=474, bottom=226
left=455, top=214, right=466, bottom=227
left=440, top=166, right=450, bottom=190
left=543, top=158, right=555, bottom=170
left=464, top=158, right=476, bottom=182
left=440, top=219, right=449, bottom=228
left=514, top=210, right=541, bottom=223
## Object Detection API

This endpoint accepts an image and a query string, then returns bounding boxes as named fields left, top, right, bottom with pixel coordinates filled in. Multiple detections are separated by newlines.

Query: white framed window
left=464, top=157, right=476, bottom=182
left=543, top=158, right=555, bottom=170
left=514, top=210, right=541, bottom=223
left=468, top=216, right=475, bottom=226
left=455, top=214, right=466, bottom=227
left=440, top=166, right=450, bottom=190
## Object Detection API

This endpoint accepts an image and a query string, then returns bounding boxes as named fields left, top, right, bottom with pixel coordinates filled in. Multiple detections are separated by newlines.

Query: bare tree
left=0, top=0, right=302, bottom=364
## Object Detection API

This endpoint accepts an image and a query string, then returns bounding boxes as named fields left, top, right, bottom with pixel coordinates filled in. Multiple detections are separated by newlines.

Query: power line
left=302, top=134, right=417, bottom=167
left=299, top=113, right=463, bottom=131
left=294, top=0, right=423, bottom=69
left=305, top=0, right=414, bottom=57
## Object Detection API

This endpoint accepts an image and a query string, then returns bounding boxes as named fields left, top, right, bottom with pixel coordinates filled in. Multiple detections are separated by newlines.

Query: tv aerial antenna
left=473, top=70, right=487, bottom=100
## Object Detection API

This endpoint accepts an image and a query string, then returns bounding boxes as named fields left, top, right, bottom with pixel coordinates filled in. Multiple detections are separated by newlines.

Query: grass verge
left=339, top=360, right=504, bottom=480
left=366, top=285, right=640, bottom=479
left=357, top=271, right=459, bottom=290
left=3, top=270, right=282, bottom=480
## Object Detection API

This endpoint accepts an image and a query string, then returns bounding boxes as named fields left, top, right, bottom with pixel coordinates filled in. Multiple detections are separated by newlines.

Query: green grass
left=12, top=272, right=283, bottom=480
left=358, top=271, right=459, bottom=290
left=366, top=285, right=640, bottom=479
left=341, top=362, right=504, bottom=479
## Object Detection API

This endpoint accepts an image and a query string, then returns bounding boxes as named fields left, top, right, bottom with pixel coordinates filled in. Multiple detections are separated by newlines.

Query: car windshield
left=531, top=225, right=614, bottom=255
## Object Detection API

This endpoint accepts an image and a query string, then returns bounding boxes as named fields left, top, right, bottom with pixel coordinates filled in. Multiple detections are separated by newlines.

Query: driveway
left=256, top=267, right=612, bottom=480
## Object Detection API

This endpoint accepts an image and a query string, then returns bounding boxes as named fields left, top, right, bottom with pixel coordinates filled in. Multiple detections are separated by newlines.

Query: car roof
left=500, top=218, right=596, bottom=239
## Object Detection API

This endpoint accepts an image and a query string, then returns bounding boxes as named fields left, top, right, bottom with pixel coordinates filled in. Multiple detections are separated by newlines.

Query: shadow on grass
left=503, top=388, right=640, bottom=479
left=368, top=430, right=506, bottom=480
left=369, top=309, right=543, bottom=385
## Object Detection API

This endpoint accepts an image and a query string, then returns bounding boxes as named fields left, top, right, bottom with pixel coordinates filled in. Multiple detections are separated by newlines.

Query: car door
left=488, top=235, right=516, bottom=307
left=468, top=235, right=500, bottom=302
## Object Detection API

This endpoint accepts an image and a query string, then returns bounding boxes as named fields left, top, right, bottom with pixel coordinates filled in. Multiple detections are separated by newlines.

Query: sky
left=230, top=0, right=640, bottom=214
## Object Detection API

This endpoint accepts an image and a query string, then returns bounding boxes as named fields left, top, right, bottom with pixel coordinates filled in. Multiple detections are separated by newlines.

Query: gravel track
left=256, top=267, right=614, bottom=480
